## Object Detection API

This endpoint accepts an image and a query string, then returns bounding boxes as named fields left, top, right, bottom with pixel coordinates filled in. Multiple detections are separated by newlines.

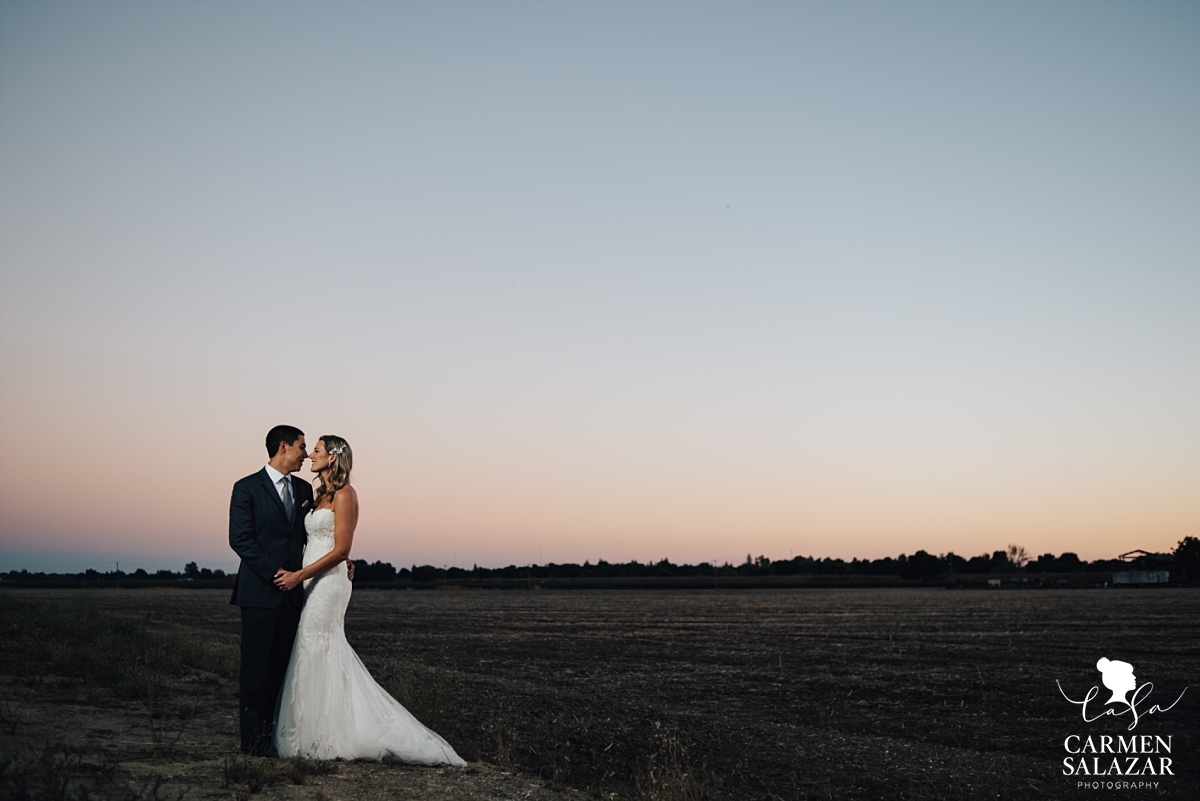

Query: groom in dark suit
left=229, top=424, right=313, bottom=756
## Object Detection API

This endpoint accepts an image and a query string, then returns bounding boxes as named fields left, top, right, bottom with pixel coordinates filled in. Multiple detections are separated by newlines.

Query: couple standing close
left=228, top=425, right=465, bottom=765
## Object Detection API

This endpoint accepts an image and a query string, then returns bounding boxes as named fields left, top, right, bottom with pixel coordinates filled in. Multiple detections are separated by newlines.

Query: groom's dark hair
left=266, top=425, right=305, bottom=457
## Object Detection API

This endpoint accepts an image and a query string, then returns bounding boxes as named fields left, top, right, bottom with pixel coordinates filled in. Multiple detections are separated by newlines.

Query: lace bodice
left=301, top=508, right=343, bottom=592
left=304, top=508, right=336, bottom=560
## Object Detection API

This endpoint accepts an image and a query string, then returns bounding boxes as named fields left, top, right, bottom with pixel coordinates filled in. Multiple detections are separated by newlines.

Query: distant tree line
left=351, top=546, right=1139, bottom=583
left=6, top=538, right=1197, bottom=584
left=2, top=562, right=228, bottom=582
left=331, top=538, right=1200, bottom=582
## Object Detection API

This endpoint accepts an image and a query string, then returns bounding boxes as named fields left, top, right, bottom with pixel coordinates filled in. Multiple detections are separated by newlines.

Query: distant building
left=1114, top=549, right=1173, bottom=586
left=1113, top=570, right=1170, bottom=585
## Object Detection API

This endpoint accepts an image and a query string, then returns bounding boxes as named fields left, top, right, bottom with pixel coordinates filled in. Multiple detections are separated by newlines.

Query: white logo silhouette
left=1057, top=657, right=1186, bottom=731
left=1096, top=657, right=1137, bottom=706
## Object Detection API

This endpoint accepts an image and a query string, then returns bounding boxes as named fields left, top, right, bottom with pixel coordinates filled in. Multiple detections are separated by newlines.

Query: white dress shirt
left=264, top=464, right=291, bottom=505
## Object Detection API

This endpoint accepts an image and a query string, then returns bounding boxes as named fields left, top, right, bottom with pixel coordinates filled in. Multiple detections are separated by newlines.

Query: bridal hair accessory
left=329, top=444, right=346, bottom=455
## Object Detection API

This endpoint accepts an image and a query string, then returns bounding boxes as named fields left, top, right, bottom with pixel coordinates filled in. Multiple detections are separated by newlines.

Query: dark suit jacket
left=229, top=468, right=313, bottom=608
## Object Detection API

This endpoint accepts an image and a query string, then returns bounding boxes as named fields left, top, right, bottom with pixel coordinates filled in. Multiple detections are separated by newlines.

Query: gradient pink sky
left=1, top=2, right=1197, bottom=572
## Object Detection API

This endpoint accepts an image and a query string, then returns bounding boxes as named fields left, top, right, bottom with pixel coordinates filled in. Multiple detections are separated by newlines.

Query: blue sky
left=1, top=1, right=1197, bottom=572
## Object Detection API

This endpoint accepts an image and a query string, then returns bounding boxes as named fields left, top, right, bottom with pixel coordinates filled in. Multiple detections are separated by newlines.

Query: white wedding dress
left=274, top=508, right=466, bottom=765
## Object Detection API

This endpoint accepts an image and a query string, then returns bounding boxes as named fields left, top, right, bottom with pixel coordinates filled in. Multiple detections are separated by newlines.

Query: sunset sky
left=1, top=1, right=1197, bottom=574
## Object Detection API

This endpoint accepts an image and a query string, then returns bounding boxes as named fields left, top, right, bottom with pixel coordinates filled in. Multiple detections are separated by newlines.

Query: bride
left=271, top=435, right=466, bottom=765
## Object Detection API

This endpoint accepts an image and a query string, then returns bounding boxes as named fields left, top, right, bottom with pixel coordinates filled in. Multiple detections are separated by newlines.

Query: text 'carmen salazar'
left=1062, top=735, right=1172, bottom=777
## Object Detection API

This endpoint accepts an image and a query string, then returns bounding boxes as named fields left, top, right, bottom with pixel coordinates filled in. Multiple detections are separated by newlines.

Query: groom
left=228, top=424, right=314, bottom=756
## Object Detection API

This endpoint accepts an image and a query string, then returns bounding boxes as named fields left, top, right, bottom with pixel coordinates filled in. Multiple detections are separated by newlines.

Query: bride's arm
left=273, top=487, right=359, bottom=591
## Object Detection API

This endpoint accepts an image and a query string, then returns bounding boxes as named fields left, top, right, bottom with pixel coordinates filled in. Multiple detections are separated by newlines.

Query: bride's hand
left=274, top=568, right=303, bottom=591
left=346, top=559, right=355, bottom=581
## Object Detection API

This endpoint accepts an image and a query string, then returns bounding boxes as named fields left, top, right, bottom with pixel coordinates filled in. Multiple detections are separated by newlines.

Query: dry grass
left=0, top=742, right=176, bottom=801
left=374, top=646, right=459, bottom=748
left=222, top=754, right=340, bottom=795
left=635, top=723, right=711, bottom=801
left=6, top=588, right=1198, bottom=800
left=0, top=592, right=587, bottom=801
left=0, top=593, right=236, bottom=699
left=0, top=593, right=240, bottom=798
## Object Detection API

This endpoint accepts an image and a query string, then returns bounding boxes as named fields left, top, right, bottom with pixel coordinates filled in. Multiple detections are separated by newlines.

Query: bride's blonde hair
left=314, top=435, right=352, bottom=508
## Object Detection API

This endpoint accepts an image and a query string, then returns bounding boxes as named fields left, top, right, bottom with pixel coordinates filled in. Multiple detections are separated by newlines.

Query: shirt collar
left=264, top=464, right=288, bottom=485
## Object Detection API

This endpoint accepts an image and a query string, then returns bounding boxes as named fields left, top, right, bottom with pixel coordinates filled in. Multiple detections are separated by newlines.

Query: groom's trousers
left=239, top=598, right=302, bottom=755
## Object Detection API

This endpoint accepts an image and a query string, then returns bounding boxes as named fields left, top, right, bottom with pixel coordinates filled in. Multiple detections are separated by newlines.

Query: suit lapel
left=258, top=468, right=290, bottom=521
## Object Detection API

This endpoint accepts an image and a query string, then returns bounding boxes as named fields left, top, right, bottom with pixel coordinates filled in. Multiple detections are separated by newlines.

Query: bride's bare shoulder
left=332, top=484, right=358, bottom=506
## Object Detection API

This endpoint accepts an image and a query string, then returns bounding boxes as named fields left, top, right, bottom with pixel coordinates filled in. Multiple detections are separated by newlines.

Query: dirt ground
left=0, top=669, right=578, bottom=801
left=3, top=587, right=1198, bottom=800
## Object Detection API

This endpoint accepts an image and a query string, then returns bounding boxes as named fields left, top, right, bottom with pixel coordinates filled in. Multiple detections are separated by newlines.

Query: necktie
left=280, top=477, right=294, bottom=518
